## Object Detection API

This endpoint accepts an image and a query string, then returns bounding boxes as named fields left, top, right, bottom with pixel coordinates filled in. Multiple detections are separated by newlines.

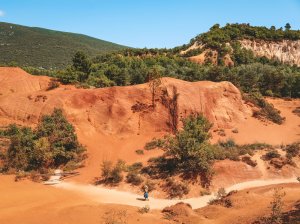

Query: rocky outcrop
left=181, top=39, right=300, bottom=66
left=240, top=39, right=300, bottom=66
left=188, top=50, right=234, bottom=66
left=180, top=42, right=203, bottom=55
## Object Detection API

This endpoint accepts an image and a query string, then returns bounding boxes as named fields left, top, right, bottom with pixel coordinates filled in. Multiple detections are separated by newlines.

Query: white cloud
left=0, top=10, right=5, bottom=17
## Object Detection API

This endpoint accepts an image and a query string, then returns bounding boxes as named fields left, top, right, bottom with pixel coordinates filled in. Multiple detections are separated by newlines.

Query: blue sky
left=0, top=0, right=300, bottom=48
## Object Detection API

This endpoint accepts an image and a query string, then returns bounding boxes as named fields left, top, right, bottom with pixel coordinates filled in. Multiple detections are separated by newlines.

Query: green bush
left=209, top=187, right=233, bottom=207
left=144, top=138, right=165, bottom=150
left=115, top=159, right=127, bottom=172
left=215, top=140, right=260, bottom=161
left=138, top=205, right=150, bottom=214
left=166, top=178, right=190, bottom=199
left=241, top=156, right=257, bottom=167
left=292, top=107, right=300, bottom=117
left=127, top=162, right=143, bottom=172
left=101, top=160, right=123, bottom=184
left=14, top=170, right=28, bottom=182
left=264, top=150, right=281, bottom=160
left=216, top=187, right=227, bottom=199
left=244, top=92, right=285, bottom=124
left=110, top=166, right=123, bottom=184
left=30, top=170, right=42, bottom=182
left=224, top=198, right=233, bottom=208
left=219, top=139, right=236, bottom=148
left=135, top=149, right=144, bottom=155
left=232, top=128, right=239, bottom=133
left=1, top=109, right=85, bottom=174
left=200, top=189, right=211, bottom=196
left=144, top=141, right=158, bottom=150
left=142, top=179, right=156, bottom=192
left=162, top=114, right=214, bottom=174
left=101, top=160, right=113, bottom=181
left=225, top=149, right=241, bottom=161
left=265, top=90, right=274, bottom=97
left=285, top=143, right=300, bottom=158
left=63, top=160, right=84, bottom=172
left=241, top=143, right=273, bottom=150
left=126, top=171, right=143, bottom=185
left=46, top=79, right=60, bottom=91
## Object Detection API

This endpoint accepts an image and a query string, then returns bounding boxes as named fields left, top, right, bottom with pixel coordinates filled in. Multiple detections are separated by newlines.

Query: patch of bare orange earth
left=189, top=50, right=210, bottom=64
left=219, top=97, right=300, bottom=145
left=0, top=175, right=169, bottom=224
left=196, top=183, right=300, bottom=224
left=162, top=185, right=300, bottom=224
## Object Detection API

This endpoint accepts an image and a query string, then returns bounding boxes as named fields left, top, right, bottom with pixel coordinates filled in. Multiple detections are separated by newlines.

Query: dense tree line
left=54, top=49, right=300, bottom=98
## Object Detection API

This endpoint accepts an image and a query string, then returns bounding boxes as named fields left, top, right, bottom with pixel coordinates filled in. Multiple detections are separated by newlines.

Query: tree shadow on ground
left=141, top=156, right=210, bottom=187
left=282, top=200, right=300, bottom=224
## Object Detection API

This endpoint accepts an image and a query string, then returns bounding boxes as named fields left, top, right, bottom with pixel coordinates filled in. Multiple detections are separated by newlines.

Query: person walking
left=143, top=185, right=149, bottom=201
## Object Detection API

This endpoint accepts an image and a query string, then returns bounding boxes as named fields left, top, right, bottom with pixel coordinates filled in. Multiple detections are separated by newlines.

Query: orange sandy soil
left=0, top=175, right=169, bottom=224
left=1, top=175, right=299, bottom=224
left=213, top=97, right=300, bottom=145
left=195, top=183, right=300, bottom=224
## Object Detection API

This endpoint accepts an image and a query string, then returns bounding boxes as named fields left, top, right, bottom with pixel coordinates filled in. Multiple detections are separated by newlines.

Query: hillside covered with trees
left=185, top=22, right=300, bottom=53
left=0, top=22, right=127, bottom=69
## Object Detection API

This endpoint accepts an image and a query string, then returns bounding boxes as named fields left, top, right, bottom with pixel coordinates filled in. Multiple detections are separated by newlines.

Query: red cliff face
left=0, top=68, right=250, bottom=133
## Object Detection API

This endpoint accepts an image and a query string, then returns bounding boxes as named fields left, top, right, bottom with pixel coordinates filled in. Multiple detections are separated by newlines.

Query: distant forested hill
left=0, top=22, right=127, bottom=68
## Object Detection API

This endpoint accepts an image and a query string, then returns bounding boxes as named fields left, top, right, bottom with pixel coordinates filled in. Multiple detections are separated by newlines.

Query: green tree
left=58, top=66, right=79, bottom=84
left=100, top=160, right=123, bottom=184
left=36, top=108, right=84, bottom=165
left=210, top=23, right=220, bottom=31
left=269, top=188, right=286, bottom=224
left=284, top=23, right=291, bottom=31
left=31, top=137, right=52, bottom=169
left=3, top=109, right=85, bottom=172
left=72, top=51, right=91, bottom=82
left=6, top=127, right=34, bottom=170
left=147, top=67, right=162, bottom=107
left=162, top=114, right=215, bottom=182
left=101, top=160, right=113, bottom=182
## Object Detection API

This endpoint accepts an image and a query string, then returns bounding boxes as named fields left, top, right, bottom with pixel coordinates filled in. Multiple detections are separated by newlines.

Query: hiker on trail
left=144, top=185, right=149, bottom=201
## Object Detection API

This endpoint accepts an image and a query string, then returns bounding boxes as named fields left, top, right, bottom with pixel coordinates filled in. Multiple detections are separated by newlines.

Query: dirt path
left=54, top=177, right=299, bottom=209
left=252, top=152, right=268, bottom=178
